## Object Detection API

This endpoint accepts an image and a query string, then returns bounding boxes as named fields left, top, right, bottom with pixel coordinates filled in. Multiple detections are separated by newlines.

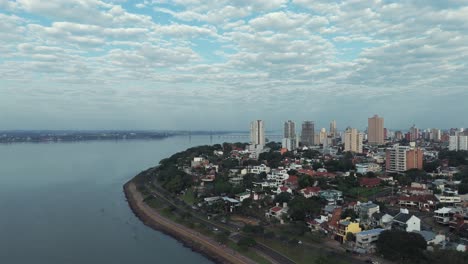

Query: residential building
left=449, top=134, right=468, bottom=151
left=250, top=120, right=265, bottom=146
left=282, top=120, right=297, bottom=151
left=395, top=131, right=403, bottom=141
left=235, top=192, right=251, bottom=202
left=319, top=190, right=343, bottom=205
left=386, top=143, right=423, bottom=173
left=413, top=231, right=446, bottom=246
left=355, top=228, right=385, bottom=253
left=319, top=128, right=327, bottom=145
left=392, top=209, right=421, bottom=232
left=299, top=186, right=321, bottom=198
left=356, top=163, right=381, bottom=174
left=431, top=128, right=441, bottom=141
left=249, top=164, right=271, bottom=174
left=330, top=120, right=337, bottom=138
left=436, top=190, right=462, bottom=205
left=368, top=115, right=384, bottom=145
left=266, top=203, right=289, bottom=220
left=434, top=207, right=453, bottom=225
left=336, top=219, right=362, bottom=243
left=344, top=127, right=363, bottom=153
left=276, top=186, right=293, bottom=194
left=357, top=201, right=380, bottom=219
left=372, top=212, right=394, bottom=228
left=301, top=121, right=315, bottom=146
left=410, top=125, right=419, bottom=141
left=359, top=177, right=382, bottom=188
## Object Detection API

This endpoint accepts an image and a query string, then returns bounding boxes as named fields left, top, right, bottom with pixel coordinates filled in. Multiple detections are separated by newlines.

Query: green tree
left=298, top=174, right=312, bottom=188
left=376, top=230, right=426, bottom=262
left=341, top=209, right=358, bottom=221
left=288, top=196, right=324, bottom=221
left=274, top=192, right=292, bottom=204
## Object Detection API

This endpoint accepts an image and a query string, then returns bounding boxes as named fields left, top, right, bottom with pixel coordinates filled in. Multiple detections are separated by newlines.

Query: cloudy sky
left=0, top=0, right=467, bottom=131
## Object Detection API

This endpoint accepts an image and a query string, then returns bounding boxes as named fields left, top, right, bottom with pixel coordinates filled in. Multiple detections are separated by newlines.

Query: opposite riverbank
left=123, top=179, right=257, bottom=264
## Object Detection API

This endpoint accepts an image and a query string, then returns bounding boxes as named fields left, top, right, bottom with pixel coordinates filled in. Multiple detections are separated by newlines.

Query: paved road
left=147, top=184, right=296, bottom=264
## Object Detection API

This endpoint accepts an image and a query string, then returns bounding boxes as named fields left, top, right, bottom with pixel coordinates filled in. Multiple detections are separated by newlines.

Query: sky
left=0, top=0, right=467, bottom=131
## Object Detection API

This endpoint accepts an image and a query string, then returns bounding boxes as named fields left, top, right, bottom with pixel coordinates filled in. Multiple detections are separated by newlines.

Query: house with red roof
left=284, top=175, right=299, bottom=190
left=359, top=177, right=382, bottom=188
left=266, top=203, right=289, bottom=220
left=276, top=186, right=293, bottom=195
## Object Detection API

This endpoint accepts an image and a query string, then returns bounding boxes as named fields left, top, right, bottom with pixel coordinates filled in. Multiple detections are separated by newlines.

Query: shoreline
left=123, top=180, right=256, bottom=264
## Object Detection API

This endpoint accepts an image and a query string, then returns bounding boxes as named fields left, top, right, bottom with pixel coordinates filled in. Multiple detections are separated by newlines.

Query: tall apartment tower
left=283, top=120, right=297, bottom=151
left=449, top=134, right=468, bottom=151
left=250, top=120, right=265, bottom=146
left=301, top=121, right=315, bottom=146
left=368, top=114, right=384, bottom=145
left=386, top=143, right=423, bottom=173
left=344, top=127, right=363, bottom=153
left=410, top=125, right=419, bottom=141
left=430, top=128, right=441, bottom=142
left=330, top=120, right=337, bottom=138
left=284, top=120, right=296, bottom=139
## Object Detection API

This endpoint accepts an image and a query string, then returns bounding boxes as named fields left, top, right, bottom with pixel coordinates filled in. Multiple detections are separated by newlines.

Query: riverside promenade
left=124, top=181, right=257, bottom=264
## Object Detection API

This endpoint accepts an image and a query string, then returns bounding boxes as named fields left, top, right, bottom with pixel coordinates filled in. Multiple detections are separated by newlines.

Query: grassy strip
left=227, top=241, right=271, bottom=264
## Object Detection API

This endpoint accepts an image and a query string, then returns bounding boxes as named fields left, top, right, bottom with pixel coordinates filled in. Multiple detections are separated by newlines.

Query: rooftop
left=357, top=228, right=385, bottom=236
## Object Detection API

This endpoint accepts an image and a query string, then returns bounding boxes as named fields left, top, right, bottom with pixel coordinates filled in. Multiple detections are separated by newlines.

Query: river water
left=0, top=135, right=244, bottom=264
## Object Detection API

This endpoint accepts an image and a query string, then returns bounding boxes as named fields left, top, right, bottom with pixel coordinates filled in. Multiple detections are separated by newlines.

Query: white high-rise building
left=250, top=120, right=265, bottom=146
left=344, top=127, right=363, bottom=153
left=283, top=120, right=297, bottom=151
left=449, top=135, right=468, bottom=151
left=330, top=120, right=337, bottom=138
left=319, top=128, right=327, bottom=145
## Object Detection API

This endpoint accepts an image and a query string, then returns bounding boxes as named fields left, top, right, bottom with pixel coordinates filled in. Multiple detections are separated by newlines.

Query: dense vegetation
left=376, top=230, right=427, bottom=262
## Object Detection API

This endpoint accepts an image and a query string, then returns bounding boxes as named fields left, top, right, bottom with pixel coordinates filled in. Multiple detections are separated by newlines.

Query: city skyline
left=1, top=1, right=468, bottom=130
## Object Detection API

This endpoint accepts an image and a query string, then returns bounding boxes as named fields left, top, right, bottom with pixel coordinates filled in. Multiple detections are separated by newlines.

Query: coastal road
left=147, top=184, right=297, bottom=264
left=127, top=183, right=256, bottom=264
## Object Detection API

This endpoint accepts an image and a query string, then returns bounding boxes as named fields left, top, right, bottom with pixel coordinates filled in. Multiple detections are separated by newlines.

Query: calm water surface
left=0, top=135, right=243, bottom=264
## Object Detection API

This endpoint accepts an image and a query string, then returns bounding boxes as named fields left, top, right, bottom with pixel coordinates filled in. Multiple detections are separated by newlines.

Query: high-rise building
left=395, top=131, right=403, bottom=141
left=386, top=143, right=423, bottom=173
left=430, top=128, right=441, bottom=142
left=449, top=134, right=468, bottom=151
left=410, top=125, right=419, bottom=141
left=344, top=127, right=363, bottom=153
left=368, top=114, right=384, bottom=145
left=319, top=128, right=327, bottom=145
left=330, top=120, right=337, bottom=138
left=250, top=120, right=265, bottom=146
left=301, top=121, right=315, bottom=146
left=282, top=120, right=297, bottom=151
left=284, top=120, right=296, bottom=139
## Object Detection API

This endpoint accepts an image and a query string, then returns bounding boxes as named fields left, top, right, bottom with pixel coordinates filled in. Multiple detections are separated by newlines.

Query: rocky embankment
left=123, top=180, right=256, bottom=264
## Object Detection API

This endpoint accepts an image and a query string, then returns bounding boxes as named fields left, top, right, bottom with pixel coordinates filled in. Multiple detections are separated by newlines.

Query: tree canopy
left=376, top=230, right=426, bottom=262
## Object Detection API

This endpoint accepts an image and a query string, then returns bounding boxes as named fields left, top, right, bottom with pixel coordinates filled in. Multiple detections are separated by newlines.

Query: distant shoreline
left=123, top=179, right=255, bottom=264
left=0, top=130, right=240, bottom=144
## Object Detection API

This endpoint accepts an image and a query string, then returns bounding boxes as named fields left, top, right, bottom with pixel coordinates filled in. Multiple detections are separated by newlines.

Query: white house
left=276, top=186, right=292, bottom=195
left=355, top=228, right=385, bottom=253
left=392, top=209, right=421, bottom=232
left=434, top=207, right=453, bottom=225
left=299, top=187, right=321, bottom=198
left=249, top=164, right=271, bottom=174
left=235, top=191, right=251, bottom=202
